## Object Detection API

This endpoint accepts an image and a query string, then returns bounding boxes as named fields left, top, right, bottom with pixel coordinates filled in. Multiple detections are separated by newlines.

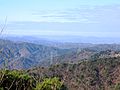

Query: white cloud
left=31, top=5, right=120, bottom=23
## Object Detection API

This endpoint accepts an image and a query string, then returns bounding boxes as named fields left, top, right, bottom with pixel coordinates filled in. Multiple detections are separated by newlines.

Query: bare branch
left=0, top=17, right=7, bottom=35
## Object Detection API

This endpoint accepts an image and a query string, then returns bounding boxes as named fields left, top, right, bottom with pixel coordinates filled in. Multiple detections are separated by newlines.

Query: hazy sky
left=0, top=0, right=120, bottom=37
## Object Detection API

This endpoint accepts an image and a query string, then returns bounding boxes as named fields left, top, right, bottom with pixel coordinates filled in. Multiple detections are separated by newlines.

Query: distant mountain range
left=0, top=38, right=120, bottom=69
left=0, top=36, right=95, bottom=49
left=1, top=35, right=120, bottom=44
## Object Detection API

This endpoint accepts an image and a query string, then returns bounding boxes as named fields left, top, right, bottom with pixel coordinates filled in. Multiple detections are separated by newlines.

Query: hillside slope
left=28, top=57, right=120, bottom=90
left=1, top=39, right=120, bottom=69
left=0, top=39, right=72, bottom=69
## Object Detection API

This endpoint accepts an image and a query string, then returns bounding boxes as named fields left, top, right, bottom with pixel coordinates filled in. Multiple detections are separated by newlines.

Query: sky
left=0, top=0, right=120, bottom=38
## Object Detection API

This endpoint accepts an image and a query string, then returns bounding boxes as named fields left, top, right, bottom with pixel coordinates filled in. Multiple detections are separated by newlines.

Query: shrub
left=34, top=77, right=66, bottom=90
left=115, top=83, right=120, bottom=90
left=0, top=70, right=35, bottom=90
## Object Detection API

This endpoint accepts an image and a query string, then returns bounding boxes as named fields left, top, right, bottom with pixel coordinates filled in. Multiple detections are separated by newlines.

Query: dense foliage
left=0, top=70, right=35, bottom=90
left=29, top=57, right=120, bottom=90
left=34, top=77, right=66, bottom=90
left=0, top=70, right=65, bottom=90
left=1, top=56, right=120, bottom=90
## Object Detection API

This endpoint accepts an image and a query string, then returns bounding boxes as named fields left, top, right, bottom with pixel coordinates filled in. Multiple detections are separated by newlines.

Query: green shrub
left=0, top=87, right=4, bottom=90
left=0, top=70, right=35, bottom=90
left=115, top=83, right=120, bottom=90
left=34, top=77, right=66, bottom=90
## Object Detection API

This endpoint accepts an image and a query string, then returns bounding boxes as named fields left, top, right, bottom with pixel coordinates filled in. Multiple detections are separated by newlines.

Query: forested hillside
left=28, top=57, right=120, bottom=90
left=1, top=39, right=120, bottom=69
left=0, top=39, right=120, bottom=90
left=0, top=39, right=73, bottom=69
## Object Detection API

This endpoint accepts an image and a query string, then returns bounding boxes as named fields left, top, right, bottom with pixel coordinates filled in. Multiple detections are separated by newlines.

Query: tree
left=34, top=77, right=67, bottom=90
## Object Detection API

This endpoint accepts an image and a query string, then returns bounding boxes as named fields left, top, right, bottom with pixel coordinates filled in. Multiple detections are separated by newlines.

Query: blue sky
left=0, top=0, right=120, bottom=37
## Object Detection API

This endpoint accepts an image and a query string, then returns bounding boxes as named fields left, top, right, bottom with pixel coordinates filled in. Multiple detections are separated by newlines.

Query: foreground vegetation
left=1, top=57, right=120, bottom=90
left=0, top=70, right=66, bottom=90
left=29, top=57, right=120, bottom=90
